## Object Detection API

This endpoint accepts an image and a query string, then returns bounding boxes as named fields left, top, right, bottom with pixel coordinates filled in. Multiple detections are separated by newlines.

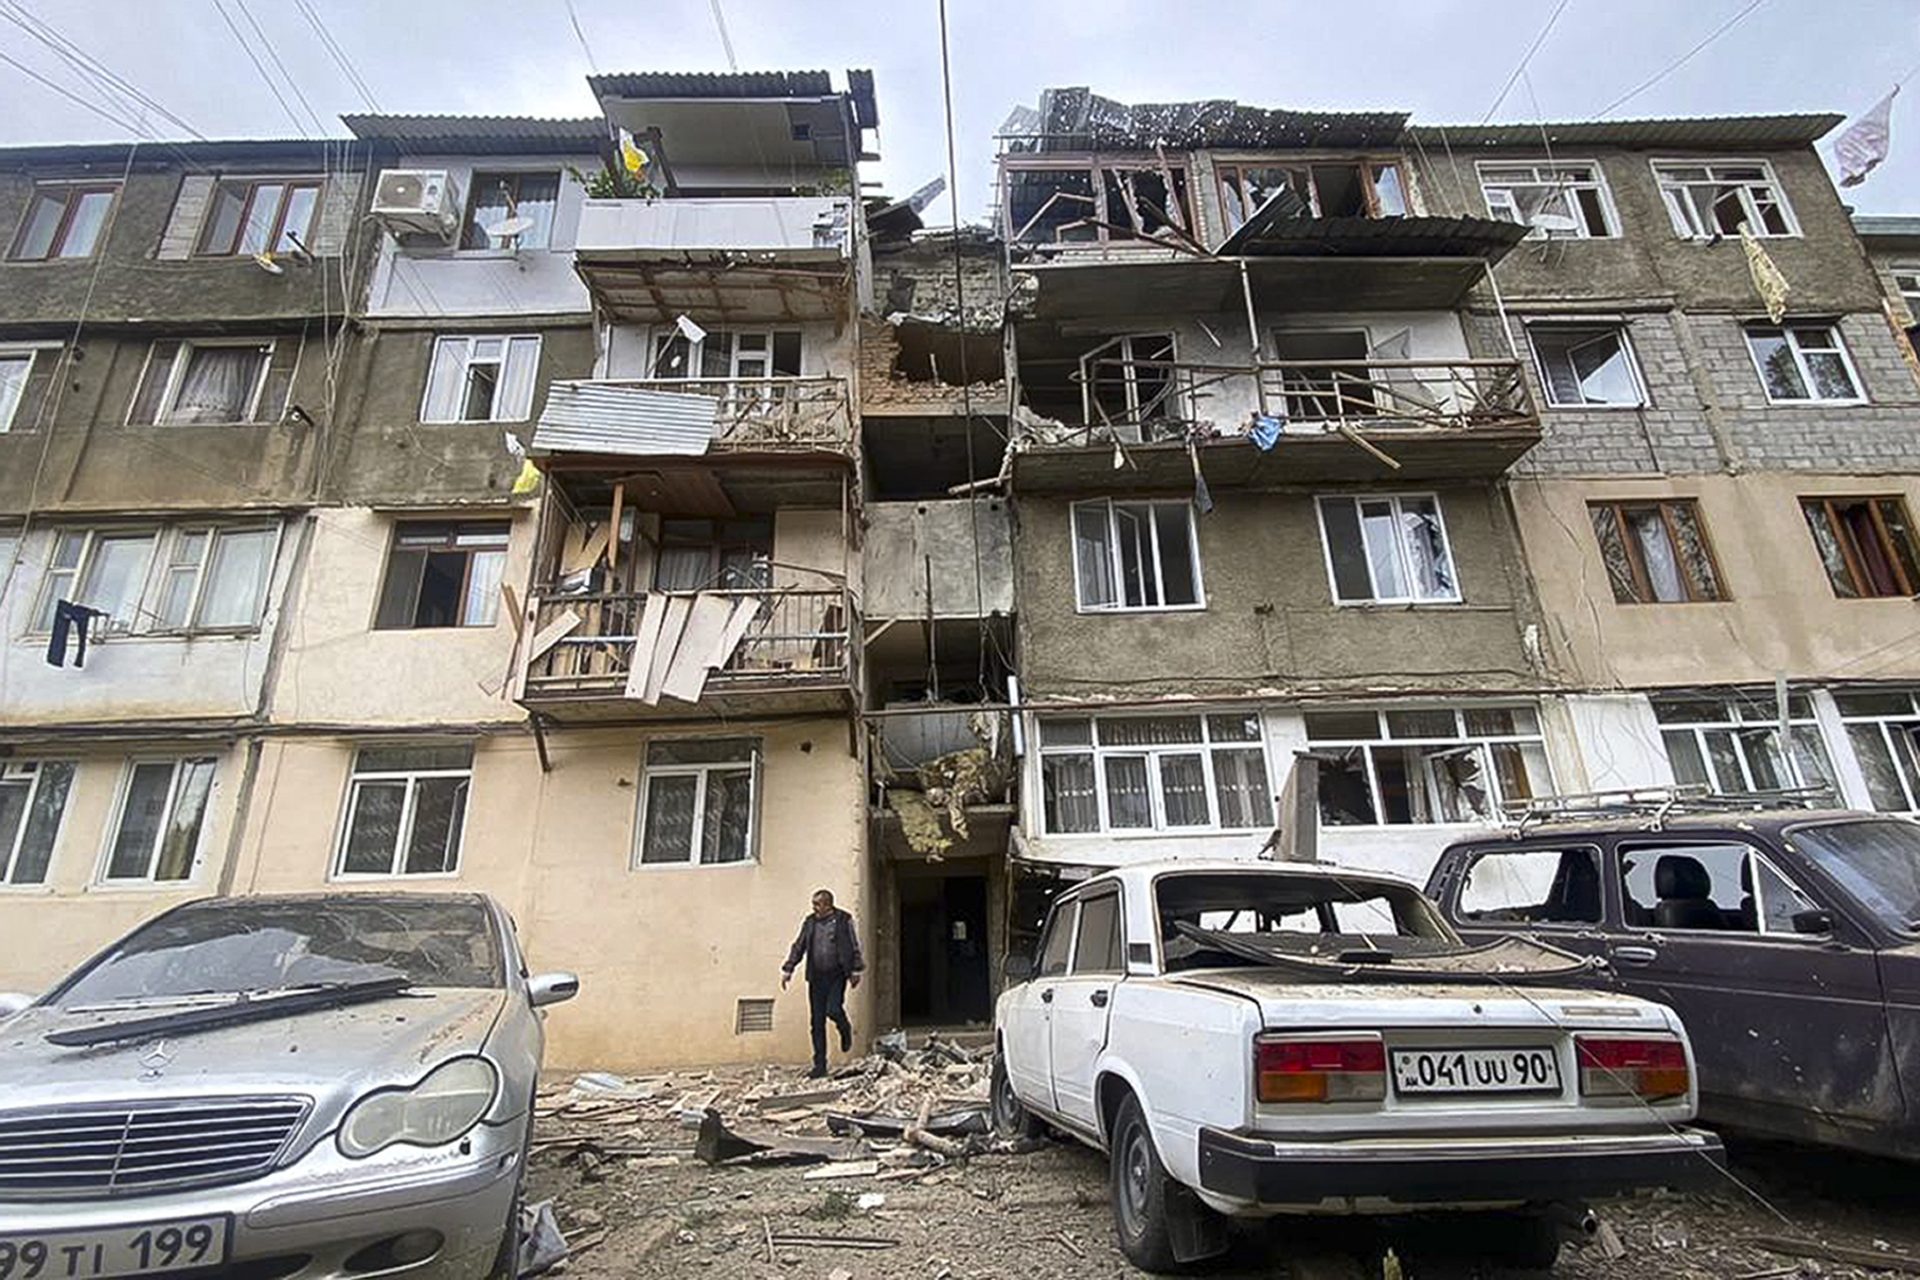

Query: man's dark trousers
left=807, top=972, right=851, bottom=1072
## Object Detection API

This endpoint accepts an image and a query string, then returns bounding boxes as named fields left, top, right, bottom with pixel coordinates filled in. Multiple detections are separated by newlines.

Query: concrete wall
left=864, top=498, right=1012, bottom=619
left=1015, top=485, right=1542, bottom=699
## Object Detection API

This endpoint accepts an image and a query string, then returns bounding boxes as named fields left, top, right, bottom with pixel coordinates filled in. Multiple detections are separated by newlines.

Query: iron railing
left=573, top=376, right=854, bottom=453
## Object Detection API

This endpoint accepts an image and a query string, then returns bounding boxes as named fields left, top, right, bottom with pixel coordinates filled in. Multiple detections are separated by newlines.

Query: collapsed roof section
left=1001, top=87, right=1408, bottom=153
left=590, top=68, right=879, bottom=168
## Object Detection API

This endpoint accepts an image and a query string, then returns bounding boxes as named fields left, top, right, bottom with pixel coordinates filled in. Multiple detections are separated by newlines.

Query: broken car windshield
left=1790, top=821, right=1920, bottom=935
left=1154, top=871, right=1456, bottom=972
left=48, top=897, right=503, bottom=1008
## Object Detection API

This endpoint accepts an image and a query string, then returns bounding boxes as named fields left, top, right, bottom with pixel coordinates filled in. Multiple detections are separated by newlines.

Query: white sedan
left=991, top=860, right=1724, bottom=1273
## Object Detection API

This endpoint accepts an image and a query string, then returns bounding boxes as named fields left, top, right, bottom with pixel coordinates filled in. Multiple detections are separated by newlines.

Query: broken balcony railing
left=521, top=587, right=856, bottom=696
left=558, top=376, right=855, bottom=454
left=1058, top=353, right=1534, bottom=446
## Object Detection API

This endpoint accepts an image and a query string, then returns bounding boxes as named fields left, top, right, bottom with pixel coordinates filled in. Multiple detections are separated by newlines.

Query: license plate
left=1391, top=1047, right=1561, bottom=1096
left=0, top=1216, right=229, bottom=1279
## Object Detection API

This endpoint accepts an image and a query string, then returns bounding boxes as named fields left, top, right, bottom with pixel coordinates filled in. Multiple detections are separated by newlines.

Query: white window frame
left=1304, top=705, right=1552, bottom=828
left=1651, top=159, right=1800, bottom=239
left=127, top=338, right=276, bottom=426
left=650, top=326, right=804, bottom=381
left=1653, top=695, right=1833, bottom=795
left=1036, top=713, right=1274, bottom=837
left=1526, top=322, right=1647, bottom=409
left=1476, top=161, right=1618, bottom=239
left=0, top=760, right=76, bottom=888
left=1892, top=266, right=1920, bottom=317
left=1315, top=493, right=1462, bottom=606
left=421, top=334, right=543, bottom=424
left=1071, top=498, right=1206, bottom=614
left=30, top=521, right=279, bottom=636
left=632, top=739, right=762, bottom=869
left=151, top=524, right=281, bottom=633
left=96, top=756, right=217, bottom=886
left=1834, top=690, right=1920, bottom=813
left=0, top=348, right=36, bottom=433
left=1743, top=322, right=1865, bottom=406
left=331, top=748, right=474, bottom=880
left=32, top=526, right=159, bottom=635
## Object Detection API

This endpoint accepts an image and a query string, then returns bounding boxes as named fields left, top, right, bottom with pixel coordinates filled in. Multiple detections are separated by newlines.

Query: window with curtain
left=1317, top=494, right=1458, bottom=604
left=102, top=757, right=216, bottom=883
left=1801, top=496, right=1920, bottom=598
left=636, top=739, right=759, bottom=866
left=1071, top=498, right=1201, bottom=611
left=460, top=171, right=560, bottom=250
left=652, top=518, right=773, bottom=592
left=154, top=526, right=277, bottom=629
left=0, top=760, right=75, bottom=886
left=128, top=341, right=274, bottom=425
left=335, top=746, right=473, bottom=877
left=1589, top=500, right=1724, bottom=603
left=30, top=522, right=277, bottom=636
left=1037, top=713, right=1271, bottom=835
left=1529, top=325, right=1644, bottom=407
left=421, top=335, right=542, bottom=423
left=375, top=521, right=509, bottom=629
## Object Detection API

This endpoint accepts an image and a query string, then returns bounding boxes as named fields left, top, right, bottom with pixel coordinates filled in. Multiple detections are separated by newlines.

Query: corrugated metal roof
left=342, top=115, right=606, bottom=155
left=0, top=137, right=357, bottom=170
left=1853, top=215, right=1920, bottom=242
left=532, top=381, right=718, bottom=457
left=589, top=70, right=836, bottom=100
left=1006, top=87, right=1407, bottom=153
left=1219, top=212, right=1528, bottom=260
left=1406, top=114, right=1843, bottom=150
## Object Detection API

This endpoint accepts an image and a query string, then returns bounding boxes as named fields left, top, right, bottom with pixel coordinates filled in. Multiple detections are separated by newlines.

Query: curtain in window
left=107, top=762, right=174, bottom=879
left=1626, top=508, right=1684, bottom=601
left=1103, top=756, right=1153, bottom=828
left=83, top=534, right=157, bottom=631
left=700, top=767, right=754, bottom=863
left=197, top=529, right=274, bottom=627
left=1073, top=503, right=1117, bottom=608
left=169, top=347, right=263, bottom=423
left=423, top=338, right=470, bottom=422
left=1211, top=749, right=1271, bottom=828
left=462, top=548, right=505, bottom=626
left=153, top=760, right=213, bottom=880
left=342, top=781, right=406, bottom=874
left=496, top=336, right=541, bottom=420
left=640, top=775, right=698, bottom=863
left=1159, top=754, right=1210, bottom=826
left=1041, top=754, right=1098, bottom=833
left=1399, top=503, right=1455, bottom=598
left=402, top=777, right=467, bottom=874
left=656, top=547, right=713, bottom=591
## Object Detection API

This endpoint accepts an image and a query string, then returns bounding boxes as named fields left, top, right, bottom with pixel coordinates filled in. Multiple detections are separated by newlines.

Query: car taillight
left=1255, top=1033, right=1387, bottom=1104
left=1575, top=1034, right=1690, bottom=1102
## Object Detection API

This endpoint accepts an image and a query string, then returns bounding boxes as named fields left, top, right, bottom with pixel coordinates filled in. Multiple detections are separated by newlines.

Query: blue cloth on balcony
left=1250, top=414, right=1284, bottom=451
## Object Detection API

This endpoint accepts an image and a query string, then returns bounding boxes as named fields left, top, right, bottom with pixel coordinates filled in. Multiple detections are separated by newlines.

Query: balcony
left=573, top=196, right=856, bottom=323
left=516, top=587, right=858, bottom=722
left=1014, top=356, right=1540, bottom=489
left=534, top=376, right=855, bottom=463
left=869, top=706, right=1016, bottom=861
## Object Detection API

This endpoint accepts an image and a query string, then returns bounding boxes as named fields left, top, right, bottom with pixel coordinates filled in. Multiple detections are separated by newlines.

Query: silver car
left=0, top=893, right=578, bottom=1280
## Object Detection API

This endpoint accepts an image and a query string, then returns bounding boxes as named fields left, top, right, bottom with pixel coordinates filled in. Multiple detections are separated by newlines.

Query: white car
left=991, top=860, right=1725, bottom=1272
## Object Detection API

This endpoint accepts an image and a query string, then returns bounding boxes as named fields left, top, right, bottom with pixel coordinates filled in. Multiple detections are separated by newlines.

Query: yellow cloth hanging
left=511, top=458, right=542, bottom=496
left=1741, top=225, right=1790, bottom=324
left=619, top=131, right=648, bottom=178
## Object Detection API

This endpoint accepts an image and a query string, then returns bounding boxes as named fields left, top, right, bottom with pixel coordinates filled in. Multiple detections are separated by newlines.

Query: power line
left=708, top=0, right=739, bottom=72
left=211, top=0, right=310, bottom=137
left=234, top=0, right=329, bottom=136
left=0, top=0, right=207, bottom=140
left=561, top=0, right=599, bottom=75
left=1598, top=0, right=1768, bottom=117
left=1481, top=0, right=1574, bottom=123
left=293, top=0, right=381, bottom=112
left=0, top=44, right=135, bottom=135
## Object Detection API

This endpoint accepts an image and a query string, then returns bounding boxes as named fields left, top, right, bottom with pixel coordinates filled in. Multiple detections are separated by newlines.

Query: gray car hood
left=0, top=988, right=505, bottom=1130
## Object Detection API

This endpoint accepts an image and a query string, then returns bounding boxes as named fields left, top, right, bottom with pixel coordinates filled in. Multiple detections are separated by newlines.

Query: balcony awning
left=532, top=381, right=718, bottom=458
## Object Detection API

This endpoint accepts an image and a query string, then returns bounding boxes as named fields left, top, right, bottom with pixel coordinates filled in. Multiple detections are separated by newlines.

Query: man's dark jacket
left=783, top=908, right=864, bottom=981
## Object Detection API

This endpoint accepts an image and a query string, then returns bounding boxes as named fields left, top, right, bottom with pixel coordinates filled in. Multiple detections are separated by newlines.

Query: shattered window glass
left=1072, top=498, right=1200, bottom=610
left=1317, top=494, right=1458, bottom=604
left=1480, top=162, right=1613, bottom=238
left=1457, top=847, right=1602, bottom=924
left=1307, top=705, right=1550, bottom=826
left=1099, top=167, right=1192, bottom=239
left=1654, top=161, right=1796, bottom=238
left=1653, top=695, right=1834, bottom=796
left=1800, top=497, right=1919, bottom=597
left=1005, top=168, right=1096, bottom=244
left=1530, top=325, right=1642, bottom=407
left=1588, top=501, right=1723, bottom=603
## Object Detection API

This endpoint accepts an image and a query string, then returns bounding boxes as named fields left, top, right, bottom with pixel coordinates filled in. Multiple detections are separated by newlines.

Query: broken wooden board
left=623, top=592, right=669, bottom=701
left=562, top=522, right=611, bottom=575
left=750, top=1085, right=849, bottom=1110
left=641, top=595, right=692, bottom=705
left=800, top=1161, right=882, bottom=1181
left=709, top=595, right=762, bottom=670
left=694, top=1108, right=864, bottom=1167
left=767, top=1232, right=897, bottom=1250
left=661, top=593, right=734, bottom=702
left=524, top=610, right=581, bottom=662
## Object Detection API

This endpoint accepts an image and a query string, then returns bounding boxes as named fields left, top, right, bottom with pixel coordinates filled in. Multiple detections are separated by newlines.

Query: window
left=1589, top=500, right=1724, bottom=603
left=1038, top=713, right=1271, bottom=835
left=30, top=523, right=276, bottom=635
left=102, top=757, right=216, bottom=883
left=1802, top=496, right=1920, bottom=598
left=0, top=351, right=34, bottom=432
left=375, top=521, right=509, bottom=629
left=1653, top=694, right=1835, bottom=796
left=1652, top=161, right=1796, bottom=238
left=1317, top=494, right=1458, bottom=604
left=1478, top=163, right=1615, bottom=238
left=1072, top=499, right=1202, bottom=611
left=461, top=171, right=560, bottom=250
left=33, top=529, right=157, bottom=633
left=334, top=746, right=472, bottom=877
left=1071, top=892, right=1124, bottom=974
left=1835, top=689, right=1920, bottom=812
left=1745, top=324, right=1863, bottom=404
left=128, top=339, right=275, bottom=425
left=1455, top=846, right=1603, bottom=925
left=1274, top=330, right=1376, bottom=420
left=636, top=739, right=758, bottom=867
left=422, top=335, right=542, bottom=423
left=1529, top=325, right=1644, bottom=407
left=1002, top=162, right=1192, bottom=245
left=196, top=178, right=321, bottom=257
left=651, top=328, right=802, bottom=381
left=1217, top=160, right=1406, bottom=234
left=653, top=518, right=772, bottom=592
left=0, top=761, right=75, bottom=886
left=9, top=183, right=116, bottom=260
left=1086, top=333, right=1176, bottom=441
left=1618, top=842, right=1817, bottom=934
left=1894, top=267, right=1920, bottom=317
left=1307, top=705, right=1550, bottom=826
left=1036, top=900, right=1077, bottom=977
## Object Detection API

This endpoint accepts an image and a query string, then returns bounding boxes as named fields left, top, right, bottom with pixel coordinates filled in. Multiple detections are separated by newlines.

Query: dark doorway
left=898, top=873, right=991, bottom=1027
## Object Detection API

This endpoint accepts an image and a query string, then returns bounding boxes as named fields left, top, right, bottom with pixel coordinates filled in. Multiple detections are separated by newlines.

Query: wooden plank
left=642, top=596, right=692, bottom=705
left=661, top=594, right=733, bottom=702
left=801, top=1160, right=880, bottom=1181
left=607, top=482, right=624, bottom=573
left=563, top=523, right=610, bottom=576
left=708, top=596, right=762, bottom=672
left=623, top=593, right=668, bottom=701
left=500, top=583, right=524, bottom=640
left=525, top=610, right=581, bottom=662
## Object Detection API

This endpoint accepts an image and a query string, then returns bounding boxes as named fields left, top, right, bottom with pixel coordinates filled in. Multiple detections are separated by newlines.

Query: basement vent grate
left=735, top=998, right=775, bottom=1034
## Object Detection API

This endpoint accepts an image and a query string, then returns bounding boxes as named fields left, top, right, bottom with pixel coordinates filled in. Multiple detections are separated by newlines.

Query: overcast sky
left=2, top=0, right=1918, bottom=224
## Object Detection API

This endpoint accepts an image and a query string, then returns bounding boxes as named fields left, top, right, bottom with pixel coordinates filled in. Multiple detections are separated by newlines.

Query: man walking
left=781, top=889, right=864, bottom=1078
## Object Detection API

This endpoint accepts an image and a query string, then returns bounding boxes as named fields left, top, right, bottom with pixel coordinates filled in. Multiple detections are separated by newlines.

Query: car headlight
left=338, top=1057, right=500, bottom=1159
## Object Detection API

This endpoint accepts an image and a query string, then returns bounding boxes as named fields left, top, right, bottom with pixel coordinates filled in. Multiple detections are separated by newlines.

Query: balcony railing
left=520, top=587, right=856, bottom=699
left=574, top=196, right=854, bottom=259
left=540, top=376, right=854, bottom=456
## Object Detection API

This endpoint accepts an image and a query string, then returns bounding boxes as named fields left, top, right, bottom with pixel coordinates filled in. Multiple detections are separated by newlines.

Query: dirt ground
left=526, top=1064, right=1920, bottom=1280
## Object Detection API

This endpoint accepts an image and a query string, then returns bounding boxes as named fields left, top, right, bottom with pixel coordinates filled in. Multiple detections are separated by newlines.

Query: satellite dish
left=1530, top=213, right=1580, bottom=235
left=490, top=215, right=536, bottom=246
left=252, top=252, right=284, bottom=275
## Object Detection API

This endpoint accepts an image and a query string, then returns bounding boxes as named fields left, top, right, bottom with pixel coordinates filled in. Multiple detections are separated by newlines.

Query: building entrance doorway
left=897, top=872, right=991, bottom=1027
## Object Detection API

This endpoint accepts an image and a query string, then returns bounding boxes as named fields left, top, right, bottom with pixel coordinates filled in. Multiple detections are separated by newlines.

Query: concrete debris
left=696, top=1108, right=866, bottom=1167
left=855, top=1193, right=886, bottom=1211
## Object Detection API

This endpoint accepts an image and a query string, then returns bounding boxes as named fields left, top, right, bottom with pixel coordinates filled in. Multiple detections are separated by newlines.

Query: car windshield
left=1791, top=820, right=1920, bottom=935
left=49, top=897, right=503, bottom=1008
left=1155, top=870, right=1458, bottom=973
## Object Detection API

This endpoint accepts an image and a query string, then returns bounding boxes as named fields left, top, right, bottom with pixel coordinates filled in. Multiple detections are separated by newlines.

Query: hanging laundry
left=1249, top=414, right=1284, bottom=451
left=619, top=129, right=649, bottom=178
left=1740, top=226, right=1791, bottom=323
left=503, top=430, right=542, bottom=496
left=1836, top=88, right=1897, bottom=188
left=1188, top=441, right=1214, bottom=514
left=46, top=600, right=108, bottom=669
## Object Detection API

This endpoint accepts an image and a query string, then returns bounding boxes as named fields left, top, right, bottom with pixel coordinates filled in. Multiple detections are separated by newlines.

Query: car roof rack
left=1502, top=784, right=1833, bottom=835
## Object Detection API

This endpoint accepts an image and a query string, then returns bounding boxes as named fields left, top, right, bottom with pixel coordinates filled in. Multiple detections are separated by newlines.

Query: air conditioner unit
left=371, top=169, right=462, bottom=240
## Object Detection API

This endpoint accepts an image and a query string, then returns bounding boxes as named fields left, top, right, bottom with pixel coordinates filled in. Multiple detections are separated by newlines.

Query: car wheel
left=1110, top=1093, right=1183, bottom=1273
left=1477, top=1210, right=1562, bottom=1271
left=990, top=1048, right=1045, bottom=1140
left=485, top=1114, right=534, bottom=1280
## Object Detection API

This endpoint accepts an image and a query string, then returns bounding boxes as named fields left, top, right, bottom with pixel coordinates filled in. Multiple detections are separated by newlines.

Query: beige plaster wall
left=1512, top=471, right=1920, bottom=689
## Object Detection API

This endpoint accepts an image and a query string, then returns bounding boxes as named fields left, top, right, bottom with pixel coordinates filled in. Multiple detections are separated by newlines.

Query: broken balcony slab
left=1012, top=253, right=1501, bottom=319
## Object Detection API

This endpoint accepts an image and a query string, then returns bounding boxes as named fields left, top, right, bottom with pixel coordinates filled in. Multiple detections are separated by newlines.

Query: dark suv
left=1427, top=809, right=1920, bottom=1158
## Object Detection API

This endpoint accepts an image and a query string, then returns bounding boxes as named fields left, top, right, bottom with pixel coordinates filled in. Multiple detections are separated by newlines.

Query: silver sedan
left=0, top=892, right=577, bottom=1280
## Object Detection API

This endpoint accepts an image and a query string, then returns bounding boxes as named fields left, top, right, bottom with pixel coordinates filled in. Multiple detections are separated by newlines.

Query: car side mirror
left=0, top=992, right=33, bottom=1018
left=1003, top=955, right=1034, bottom=984
left=528, top=972, right=580, bottom=1008
left=1791, top=908, right=1833, bottom=936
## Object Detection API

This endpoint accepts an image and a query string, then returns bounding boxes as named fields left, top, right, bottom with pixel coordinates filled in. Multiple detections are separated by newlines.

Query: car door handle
left=1040, top=987, right=1053, bottom=1004
left=1614, top=945, right=1659, bottom=966
left=1090, top=990, right=1109, bottom=1008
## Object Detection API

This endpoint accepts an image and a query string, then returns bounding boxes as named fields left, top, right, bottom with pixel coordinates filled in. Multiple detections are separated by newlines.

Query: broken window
left=1037, top=714, right=1272, bottom=835
left=652, top=328, right=803, bottom=395
left=1217, top=160, right=1406, bottom=235
left=636, top=739, right=758, bottom=867
left=103, top=757, right=217, bottom=883
left=335, top=746, right=473, bottom=877
left=460, top=170, right=560, bottom=250
left=1317, top=494, right=1457, bottom=604
left=653, top=517, right=773, bottom=592
left=129, top=339, right=275, bottom=425
left=1653, top=161, right=1795, bottom=238
left=1618, top=842, right=1815, bottom=933
left=1005, top=167, right=1097, bottom=244
left=1086, top=332, right=1176, bottom=440
left=1653, top=694, right=1834, bottom=795
left=1835, top=690, right=1920, bottom=812
left=375, top=520, right=509, bottom=629
left=1801, top=496, right=1920, bottom=598
left=1306, top=706, right=1549, bottom=827
left=0, top=351, right=32, bottom=432
left=423, top=334, right=542, bottom=423
left=1456, top=847, right=1603, bottom=925
left=1479, top=163, right=1616, bottom=238
left=1098, top=166, right=1191, bottom=238
left=1746, top=324, right=1862, bottom=404
left=0, top=760, right=75, bottom=886
left=1589, top=500, right=1723, bottom=603
left=1072, top=498, right=1201, bottom=611
left=1894, top=267, right=1920, bottom=317
left=1273, top=330, right=1376, bottom=419
left=1003, top=162, right=1191, bottom=244
left=1529, top=324, right=1644, bottom=407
